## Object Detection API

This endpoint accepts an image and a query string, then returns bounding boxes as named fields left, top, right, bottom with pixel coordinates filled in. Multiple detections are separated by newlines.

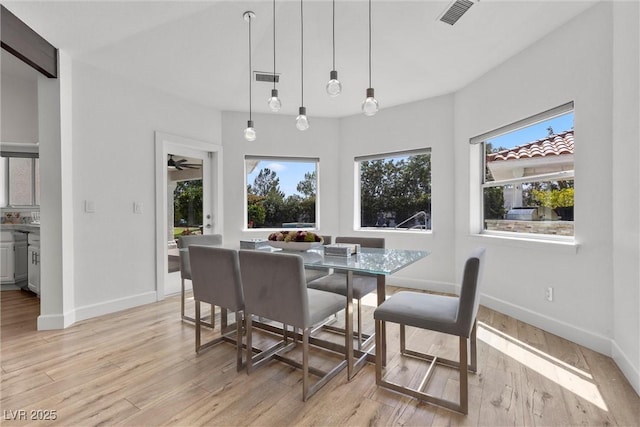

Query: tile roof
left=487, top=130, right=574, bottom=162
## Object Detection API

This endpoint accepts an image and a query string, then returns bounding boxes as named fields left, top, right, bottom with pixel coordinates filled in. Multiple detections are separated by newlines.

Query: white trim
left=481, top=293, right=611, bottom=356
left=469, top=232, right=579, bottom=254
left=612, top=340, right=640, bottom=395
left=470, top=102, right=574, bottom=144
left=483, top=170, right=575, bottom=187
left=37, top=311, right=76, bottom=330
left=74, top=291, right=157, bottom=322
left=387, top=276, right=458, bottom=295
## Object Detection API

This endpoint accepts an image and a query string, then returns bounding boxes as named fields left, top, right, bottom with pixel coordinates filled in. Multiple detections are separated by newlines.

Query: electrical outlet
left=545, top=286, right=554, bottom=302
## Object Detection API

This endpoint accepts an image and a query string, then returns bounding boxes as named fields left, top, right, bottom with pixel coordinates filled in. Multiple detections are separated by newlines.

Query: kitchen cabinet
left=28, top=232, right=40, bottom=295
left=0, top=231, right=13, bottom=283
left=14, top=232, right=28, bottom=281
left=0, top=230, right=27, bottom=284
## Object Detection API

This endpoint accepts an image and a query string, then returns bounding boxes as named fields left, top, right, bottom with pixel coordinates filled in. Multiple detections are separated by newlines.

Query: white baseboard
left=37, top=311, right=76, bottom=330
left=74, top=291, right=157, bottom=322
left=481, top=293, right=612, bottom=355
left=387, top=276, right=458, bottom=294
left=612, top=340, right=640, bottom=396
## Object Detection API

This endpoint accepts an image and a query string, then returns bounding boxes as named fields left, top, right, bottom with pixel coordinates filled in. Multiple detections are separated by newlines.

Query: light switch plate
left=85, top=200, right=96, bottom=213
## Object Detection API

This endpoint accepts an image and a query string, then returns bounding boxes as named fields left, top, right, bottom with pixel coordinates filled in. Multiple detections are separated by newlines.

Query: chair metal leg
left=182, top=278, right=214, bottom=328
left=470, top=319, right=477, bottom=372
left=459, top=336, right=468, bottom=414
left=195, top=300, right=201, bottom=351
left=246, top=314, right=254, bottom=374
left=357, top=298, right=363, bottom=351
left=375, top=320, right=474, bottom=415
left=302, top=328, right=310, bottom=401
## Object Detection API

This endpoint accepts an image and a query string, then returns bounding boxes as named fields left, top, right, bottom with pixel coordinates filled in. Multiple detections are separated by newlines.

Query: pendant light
left=243, top=11, right=256, bottom=141
left=361, top=0, right=379, bottom=116
left=296, top=0, right=309, bottom=131
left=267, top=0, right=281, bottom=112
left=325, top=0, right=342, bottom=97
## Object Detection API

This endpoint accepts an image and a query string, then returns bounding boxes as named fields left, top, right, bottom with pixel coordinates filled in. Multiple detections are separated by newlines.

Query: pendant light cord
left=273, top=0, right=276, bottom=91
left=332, top=0, right=335, bottom=70
left=368, top=0, right=372, bottom=88
left=301, top=0, right=304, bottom=107
left=248, top=14, right=252, bottom=121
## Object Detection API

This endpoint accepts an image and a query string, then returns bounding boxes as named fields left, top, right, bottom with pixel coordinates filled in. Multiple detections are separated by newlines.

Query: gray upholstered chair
left=304, top=235, right=332, bottom=283
left=373, top=247, right=486, bottom=414
left=307, top=236, right=385, bottom=349
left=189, top=245, right=245, bottom=371
left=239, top=249, right=345, bottom=401
left=177, top=234, right=223, bottom=326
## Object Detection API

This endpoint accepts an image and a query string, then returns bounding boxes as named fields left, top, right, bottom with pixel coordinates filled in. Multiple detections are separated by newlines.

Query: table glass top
left=299, top=247, right=429, bottom=275
left=180, top=245, right=429, bottom=276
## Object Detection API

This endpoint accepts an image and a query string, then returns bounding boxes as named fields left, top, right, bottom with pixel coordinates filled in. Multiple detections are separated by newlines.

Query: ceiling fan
left=167, top=154, right=201, bottom=170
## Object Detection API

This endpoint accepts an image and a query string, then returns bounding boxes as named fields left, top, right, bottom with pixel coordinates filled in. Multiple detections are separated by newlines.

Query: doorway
left=154, top=132, right=223, bottom=300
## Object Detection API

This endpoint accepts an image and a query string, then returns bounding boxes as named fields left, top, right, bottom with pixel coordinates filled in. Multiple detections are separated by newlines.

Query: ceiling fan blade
left=175, top=164, right=184, bottom=170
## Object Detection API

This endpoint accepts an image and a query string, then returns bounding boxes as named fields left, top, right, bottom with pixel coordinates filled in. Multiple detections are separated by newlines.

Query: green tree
left=249, top=168, right=285, bottom=199
left=360, top=154, right=431, bottom=228
left=174, top=180, right=203, bottom=226
left=296, top=171, right=316, bottom=198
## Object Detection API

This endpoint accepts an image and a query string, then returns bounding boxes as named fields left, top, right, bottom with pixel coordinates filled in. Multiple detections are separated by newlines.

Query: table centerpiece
left=267, top=230, right=323, bottom=251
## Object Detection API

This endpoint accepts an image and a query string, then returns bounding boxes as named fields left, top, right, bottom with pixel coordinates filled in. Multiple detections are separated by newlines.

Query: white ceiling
left=3, top=1, right=599, bottom=118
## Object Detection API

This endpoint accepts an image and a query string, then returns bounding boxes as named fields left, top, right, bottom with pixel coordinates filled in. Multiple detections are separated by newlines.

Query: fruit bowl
left=268, top=241, right=323, bottom=251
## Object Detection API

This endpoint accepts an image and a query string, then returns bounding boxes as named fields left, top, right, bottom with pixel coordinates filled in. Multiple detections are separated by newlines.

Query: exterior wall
left=485, top=220, right=573, bottom=236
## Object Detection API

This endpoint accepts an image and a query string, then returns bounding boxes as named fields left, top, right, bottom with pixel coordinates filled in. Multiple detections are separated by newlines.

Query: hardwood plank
left=1, top=289, right=638, bottom=426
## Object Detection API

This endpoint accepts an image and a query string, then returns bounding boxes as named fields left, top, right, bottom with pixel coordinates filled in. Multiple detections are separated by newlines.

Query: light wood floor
left=1, top=289, right=638, bottom=426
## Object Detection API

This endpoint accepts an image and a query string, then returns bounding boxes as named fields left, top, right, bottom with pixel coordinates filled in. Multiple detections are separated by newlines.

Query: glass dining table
left=180, top=244, right=430, bottom=380
left=297, top=246, right=430, bottom=379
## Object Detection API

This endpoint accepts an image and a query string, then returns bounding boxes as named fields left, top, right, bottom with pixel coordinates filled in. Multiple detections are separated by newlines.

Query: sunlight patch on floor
left=477, top=321, right=608, bottom=411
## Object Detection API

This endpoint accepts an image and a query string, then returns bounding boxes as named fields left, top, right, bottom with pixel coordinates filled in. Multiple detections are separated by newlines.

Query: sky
left=246, top=113, right=574, bottom=196
left=487, top=112, right=574, bottom=151
left=247, top=159, right=316, bottom=197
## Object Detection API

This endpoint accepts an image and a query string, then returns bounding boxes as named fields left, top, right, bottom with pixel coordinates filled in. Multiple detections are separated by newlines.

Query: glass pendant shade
left=326, top=70, right=342, bottom=97
left=295, top=107, right=310, bottom=131
left=244, top=120, right=256, bottom=141
left=267, top=89, right=282, bottom=112
left=362, top=87, right=379, bottom=116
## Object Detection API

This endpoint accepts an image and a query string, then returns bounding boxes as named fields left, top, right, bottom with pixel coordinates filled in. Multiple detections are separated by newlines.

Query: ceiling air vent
left=254, top=72, right=280, bottom=83
left=439, top=0, right=475, bottom=25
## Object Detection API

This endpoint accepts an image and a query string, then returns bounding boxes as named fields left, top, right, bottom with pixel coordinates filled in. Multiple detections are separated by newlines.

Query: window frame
left=244, top=155, right=320, bottom=231
left=471, top=102, right=575, bottom=243
left=1, top=154, right=40, bottom=208
left=354, top=148, right=432, bottom=233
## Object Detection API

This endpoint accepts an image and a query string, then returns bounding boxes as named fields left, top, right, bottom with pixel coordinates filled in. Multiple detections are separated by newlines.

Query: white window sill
left=357, top=227, right=433, bottom=236
left=470, top=232, right=579, bottom=254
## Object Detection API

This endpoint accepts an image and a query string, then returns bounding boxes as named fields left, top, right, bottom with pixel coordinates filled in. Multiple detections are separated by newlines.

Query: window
left=245, top=156, right=318, bottom=229
left=356, top=149, right=431, bottom=231
left=474, top=103, right=574, bottom=238
left=0, top=156, right=40, bottom=207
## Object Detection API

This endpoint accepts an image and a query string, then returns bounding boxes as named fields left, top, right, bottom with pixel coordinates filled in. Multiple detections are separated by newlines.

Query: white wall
left=1, top=71, right=38, bottom=143
left=455, top=2, right=617, bottom=358
left=612, top=1, right=640, bottom=394
left=220, top=111, right=341, bottom=245
left=338, top=95, right=456, bottom=291
left=71, top=61, right=221, bottom=316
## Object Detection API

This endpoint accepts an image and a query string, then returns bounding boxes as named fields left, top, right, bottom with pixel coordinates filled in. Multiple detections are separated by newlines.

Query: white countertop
left=0, top=223, right=40, bottom=233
